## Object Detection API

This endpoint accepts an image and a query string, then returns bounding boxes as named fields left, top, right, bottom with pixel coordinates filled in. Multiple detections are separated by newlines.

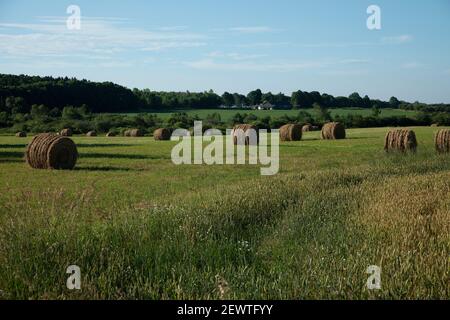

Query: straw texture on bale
left=153, top=128, right=171, bottom=140
left=279, top=124, right=302, bottom=141
left=384, top=129, right=418, bottom=153
left=15, top=131, right=27, bottom=137
left=302, top=124, right=313, bottom=132
left=435, top=129, right=450, bottom=153
left=60, top=128, right=72, bottom=136
left=321, top=122, right=346, bottom=140
left=231, top=124, right=259, bottom=145
left=25, top=133, right=78, bottom=170
left=132, top=129, right=143, bottom=137
left=86, top=131, right=97, bottom=137
left=106, top=132, right=116, bottom=137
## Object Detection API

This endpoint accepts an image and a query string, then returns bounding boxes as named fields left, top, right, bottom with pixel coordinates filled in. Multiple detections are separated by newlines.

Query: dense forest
left=1, top=73, right=450, bottom=133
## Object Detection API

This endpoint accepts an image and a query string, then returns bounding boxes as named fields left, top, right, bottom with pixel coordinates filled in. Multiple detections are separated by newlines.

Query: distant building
left=256, top=101, right=274, bottom=110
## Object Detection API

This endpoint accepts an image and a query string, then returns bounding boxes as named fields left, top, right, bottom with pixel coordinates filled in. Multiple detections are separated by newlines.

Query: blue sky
left=0, top=0, right=450, bottom=103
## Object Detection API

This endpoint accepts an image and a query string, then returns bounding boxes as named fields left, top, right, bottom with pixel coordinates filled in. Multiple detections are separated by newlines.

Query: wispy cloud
left=0, top=17, right=207, bottom=59
left=206, top=51, right=268, bottom=60
left=228, top=26, right=275, bottom=34
left=401, top=62, right=424, bottom=69
left=381, top=34, right=413, bottom=44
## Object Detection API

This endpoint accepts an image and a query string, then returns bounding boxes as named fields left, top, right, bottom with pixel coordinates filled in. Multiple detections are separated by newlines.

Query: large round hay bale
left=25, top=133, right=78, bottom=170
left=435, top=129, right=450, bottom=153
left=231, top=124, right=259, bottom=145
left=15, top=131, right=27, bottom=137
left=384, top=129, right=418, bottom=153
left=321, top=122, right=346, bottom=140
left=302, top=124, right=313, bottom=132
left=279, top=124, right=302, bottom=141
left=154, top=128, right=171, bottom=140
left=130, top=129, right=143, bottom=137
left=86, top=131, right=97, bottom=137
left=106, top=132, right=116, bottom=137
left=60, top=128, right=72, bottom=136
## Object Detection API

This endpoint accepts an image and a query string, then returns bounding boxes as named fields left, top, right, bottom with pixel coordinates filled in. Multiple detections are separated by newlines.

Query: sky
left=0, top=0, right=450, bottom=103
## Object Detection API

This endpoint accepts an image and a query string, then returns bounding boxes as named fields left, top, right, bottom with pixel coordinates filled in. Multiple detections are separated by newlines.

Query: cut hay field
left=117, top=107, right=419, bottom=120
left=0, top=126, right=449, bottom=299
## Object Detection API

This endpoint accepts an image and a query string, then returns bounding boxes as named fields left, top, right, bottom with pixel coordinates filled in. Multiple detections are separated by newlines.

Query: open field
left=116, top=108, right=419, bottom=120
left=0, top=126, right=449, bottom=299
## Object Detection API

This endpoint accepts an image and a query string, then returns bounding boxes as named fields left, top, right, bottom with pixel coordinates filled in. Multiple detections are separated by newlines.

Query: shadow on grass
left=74, top=166, right=145, bottom=172
left=0, top=144, right=27, bottom=149
left=77, top=144, right=135, bottom=148
left=0, top=151, right=24, bottom=158
left=80, top=152, right=170, bottom=160
left=0, top=159, right=23, bottom=163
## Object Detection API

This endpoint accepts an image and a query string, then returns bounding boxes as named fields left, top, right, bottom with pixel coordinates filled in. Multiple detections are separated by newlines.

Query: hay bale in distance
left=154, top=128, right=171, bottom=140
left=106, top=132, right=116, bottom=137
left=25, top=133, right=78, bottom=170
left=384, top=129, right=418, bottom=153
left=231, top=124, right=259, bottom=145
left=435, top=129, right=450, bottom=153
left=280, top=124, right=302, bottom=141
left=60, top=128, right=73, bottom=136
left=15, top=131, right=27, bottom=137
left=321, top=122, right=346, bottom=140
left=130, top=129, right=143, bottom=137
left=302, top=124, right=313, bottom=132
left=86, top=131, right=97, bottom=137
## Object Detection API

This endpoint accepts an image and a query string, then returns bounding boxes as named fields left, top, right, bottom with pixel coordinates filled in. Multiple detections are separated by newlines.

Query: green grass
left=0, top=126, right=449, bottom=299
left=117, top=107, right=419, bottom=121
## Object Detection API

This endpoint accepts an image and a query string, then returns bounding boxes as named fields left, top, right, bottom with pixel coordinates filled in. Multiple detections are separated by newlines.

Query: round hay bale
left=321, top=122, right=346, bottom=140
left=302, top=124, right=313, bottom=132
left=106, top=132, right=116, bottom=137
left=279, top=124, right=302, bottom=141
left=231, top=124, right=259, bottom=145
left=129, top=129, right=143, bottom=137
left=431, top=124, right=439, bottom=127
left=25, top=133, right=78, bottom=170
left=86, top=131, right=97, bottom=137
left=60, top=128, right=72, bottom=136
left=15, top=131, right=27, bottom=137
left=384, top=129, right=418, bottom=153
left=154, top=128, right=171, bottom=141
left=435, top=129, right=450, bottom=153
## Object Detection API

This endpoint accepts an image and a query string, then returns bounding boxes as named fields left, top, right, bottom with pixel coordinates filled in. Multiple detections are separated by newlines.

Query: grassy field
left=118, top=107, right=419, bottom=120
left=0, top=126, right=449, bottom=299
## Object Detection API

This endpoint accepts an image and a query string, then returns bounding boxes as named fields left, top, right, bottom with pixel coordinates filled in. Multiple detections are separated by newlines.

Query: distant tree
left=231, top=112, right=244, bottom=125
left=221, top=92, right=234, bottom=106
left=247, top=89, right=262, bottom=105
left=313, top=103, right=331, bottom=122
left=389, top=96, right=400, bottom=108
left=371, top=105, right=381, bottom=117
left=349, top=92, right=363, bottom=107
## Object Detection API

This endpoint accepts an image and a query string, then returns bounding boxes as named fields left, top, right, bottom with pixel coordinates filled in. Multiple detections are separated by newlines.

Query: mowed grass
left=118, top=107, right=418, bottom=121
left=0, top=127, right=449, bottom=299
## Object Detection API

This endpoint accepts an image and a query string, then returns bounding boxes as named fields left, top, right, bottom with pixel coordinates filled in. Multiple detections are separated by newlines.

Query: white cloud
left=206, top=51, right=268, bottom=60
left=228, top=26, right=275, bottom=34
left=381, top=35, right=413, bottom=44
left=184, top=59, right=327, bottom=72
left=0, top=17, right=207, bottom=59
left=401, top=62, right=423, bottom=69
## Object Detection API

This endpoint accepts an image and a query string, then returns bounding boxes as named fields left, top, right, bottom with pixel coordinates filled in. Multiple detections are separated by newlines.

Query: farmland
left=116, top=107, right=419, bottom=121
left=0, top=126, right=449, bottom=299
